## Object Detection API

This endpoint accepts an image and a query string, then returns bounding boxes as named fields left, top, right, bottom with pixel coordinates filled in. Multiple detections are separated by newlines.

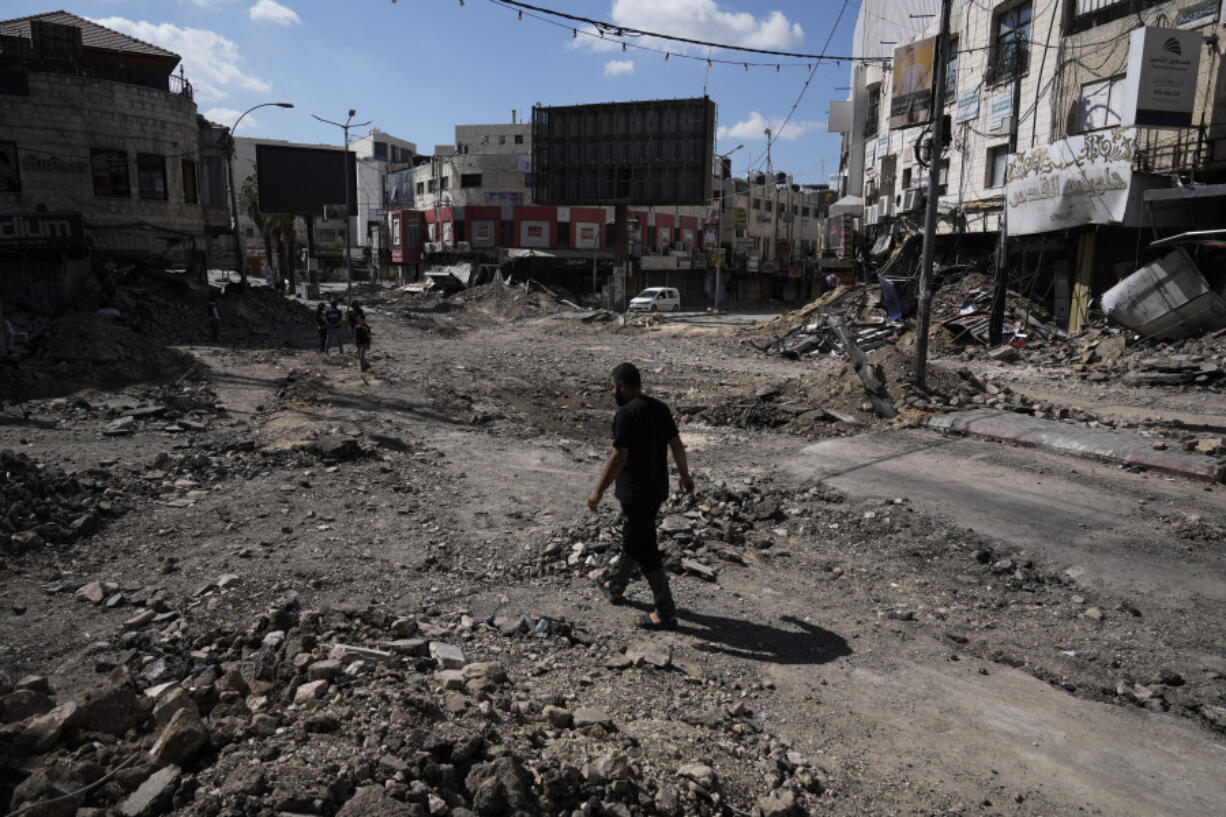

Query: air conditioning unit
left=864, top=179, right=878, bottom=200
left=424, top=242, right=442, bottom=252
left=864, top=204, right=879, bottom=226
left=901, top=188, right=926, bottom=213
left=878, top=196, right=894, bottom=218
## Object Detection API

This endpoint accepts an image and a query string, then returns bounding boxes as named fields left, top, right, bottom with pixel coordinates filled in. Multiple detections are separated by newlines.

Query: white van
left=627, top=287, right=681, bottom=312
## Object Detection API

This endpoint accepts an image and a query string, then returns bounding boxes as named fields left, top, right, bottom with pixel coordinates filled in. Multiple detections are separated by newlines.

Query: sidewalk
left=928, top=409, right=1225, bottom=484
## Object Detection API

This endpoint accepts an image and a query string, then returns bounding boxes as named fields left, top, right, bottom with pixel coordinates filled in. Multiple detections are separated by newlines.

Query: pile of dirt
left=456, top=281, right=567, bottom=321
left=1, top=311, right=198, bottom=401
left=0, top=449, right=134, bottom=553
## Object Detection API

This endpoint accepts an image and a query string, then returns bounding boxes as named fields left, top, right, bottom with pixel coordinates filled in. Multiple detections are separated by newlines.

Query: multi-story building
left=832, top=0, right=1226, bottom=330
left=231, top=127, right=415, bottom=281
left=0, top=11, right=225, bottom=312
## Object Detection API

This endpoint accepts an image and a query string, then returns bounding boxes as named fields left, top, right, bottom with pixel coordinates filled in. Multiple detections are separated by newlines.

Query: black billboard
left=532, top=97, right=715, bottom=206
left=255, top=144, right=357, bottom=215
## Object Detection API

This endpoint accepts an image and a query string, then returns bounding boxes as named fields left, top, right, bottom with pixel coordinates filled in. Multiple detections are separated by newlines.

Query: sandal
left=595, top=579, right=626, bottom=606
left=634, top=613, right=679, bottom=631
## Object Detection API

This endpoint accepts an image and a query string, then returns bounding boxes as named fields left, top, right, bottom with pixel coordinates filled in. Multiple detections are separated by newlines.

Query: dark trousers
left=611, top=500, right=675, bottom=617
left=317, top=328, right=327, bottom=351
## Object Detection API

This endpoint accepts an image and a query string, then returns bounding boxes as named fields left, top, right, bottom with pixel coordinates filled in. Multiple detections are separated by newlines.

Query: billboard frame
left=531, top=97, right=716, bottom=206
left=254, top=143, right=357, bottom=216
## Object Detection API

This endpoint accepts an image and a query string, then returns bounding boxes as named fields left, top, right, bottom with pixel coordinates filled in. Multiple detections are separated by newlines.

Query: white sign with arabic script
left=1005, top=127, right=1136, bottom=236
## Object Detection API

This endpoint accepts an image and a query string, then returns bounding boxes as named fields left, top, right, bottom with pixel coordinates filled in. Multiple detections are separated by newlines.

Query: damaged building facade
left=0, top=11, right=226, bottom=315
left=831, top=0, right=1226, bottom=335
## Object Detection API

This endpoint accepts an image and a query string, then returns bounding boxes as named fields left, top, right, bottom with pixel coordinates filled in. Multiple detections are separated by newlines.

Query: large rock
left=153, top=687, right=197, bottom=727
left=335, top=785, right=407, bottom=817
left=10, top=762, right=89, bottom=817
left=19, top=701, right=78, bottom=753
left=0, top=688, right=54, bottom=723
left=756, top=789, right=801, bottom=817
left=678, top=763, right=718, bottom=790
left=76, top=683, right=143, bottom=735
left=119, top=765, right=181, bottom=817
left=572, top=706, right=612, bottom=729
left=429, top=641, right=465, bottom=669
left=465, top=757, right=534, bottom=817
left=149, top=708, right=208, bottom=766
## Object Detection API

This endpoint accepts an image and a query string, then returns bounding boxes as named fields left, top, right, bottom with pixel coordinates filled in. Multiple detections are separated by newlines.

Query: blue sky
left=9, top=0, right=857, bottom=184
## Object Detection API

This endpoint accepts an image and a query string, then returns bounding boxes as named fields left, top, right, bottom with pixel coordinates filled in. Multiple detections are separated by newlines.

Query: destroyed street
left=2, top=278, right=1225, bottom=817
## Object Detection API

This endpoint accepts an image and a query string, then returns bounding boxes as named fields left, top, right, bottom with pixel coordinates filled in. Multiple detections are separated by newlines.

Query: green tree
left=241, top=170, right=299, bottom=291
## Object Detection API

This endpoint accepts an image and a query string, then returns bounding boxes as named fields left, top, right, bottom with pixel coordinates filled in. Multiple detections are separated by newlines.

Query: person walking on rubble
left=354, top=312, right=372, bottom=372
left=588, top=362, right=694, bottom=630
left=315, top=302, right=328, bottom=352
left=208, top=300, right=221, bottom=343
left=324, top=299, right=344, bottom=354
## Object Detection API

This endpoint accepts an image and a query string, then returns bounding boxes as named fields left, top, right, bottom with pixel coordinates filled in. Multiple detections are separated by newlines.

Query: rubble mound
left=456, top=281, right=567, bottom=322
left=0, top=449, right=134, bottom=553
left=1, top=311, right=198, bottom=402
left=0, top=595, right=829, bottom=817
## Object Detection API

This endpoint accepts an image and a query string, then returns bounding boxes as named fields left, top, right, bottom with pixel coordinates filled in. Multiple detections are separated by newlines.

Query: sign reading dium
left=1005, top=128, right=1135, bottom=236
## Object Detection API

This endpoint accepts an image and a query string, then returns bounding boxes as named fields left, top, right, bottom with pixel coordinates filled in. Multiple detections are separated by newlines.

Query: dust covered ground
left=2, top=279, right=1225, bottom=817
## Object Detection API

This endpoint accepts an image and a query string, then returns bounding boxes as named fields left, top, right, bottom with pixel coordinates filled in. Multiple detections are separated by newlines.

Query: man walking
left=588, top=362, right=694, bottom=630
left=324, top=299, right=344, bottom=354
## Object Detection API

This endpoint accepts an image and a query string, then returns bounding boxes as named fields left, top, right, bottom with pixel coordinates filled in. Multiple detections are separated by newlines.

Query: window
left=902, top=167, right=912, bottom=189
left=461, top=173, right=482, bottom=188
left=987, top=144, right=1010, bottom=188
left=864, top=85, right=881, bottom=138
left=1076, top=75, right=1125, bottom=132
left=802, top=206, right=810, bottom=217
left=0, top=141, right=20, bottom=192
left=427, top=179, right=436, bottom=193
left=416, top=181, right=424, bottom=195
left=373, top=141, right=388, bottom=161
left=91, top=148, right=129, bottom=198
left=752, top=198, right=761, bottom=210
left=181, top=159, right=197, bottom=203
left=499, top=135, right=507, bottom=145
left=245, top=227, right=254, bottom=238
left=989, top=2, right=1031, bottom=84
left=137, top=154, right=167, bottom=200
left=514, top=134, right=524, bottom=144
left=439, top=176, right=449, bottom=191
left=1067, top=0, right=1167, bottom=35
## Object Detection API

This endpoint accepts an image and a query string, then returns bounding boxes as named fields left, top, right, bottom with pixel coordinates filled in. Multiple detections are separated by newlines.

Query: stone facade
left=1, top=71, right=206, bottom=263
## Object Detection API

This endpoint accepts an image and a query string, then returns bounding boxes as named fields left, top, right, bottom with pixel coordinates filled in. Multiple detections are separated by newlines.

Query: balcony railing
left=1132, top=125, right=1226, bottom=176
left=0, top=54, right=193, bottom=99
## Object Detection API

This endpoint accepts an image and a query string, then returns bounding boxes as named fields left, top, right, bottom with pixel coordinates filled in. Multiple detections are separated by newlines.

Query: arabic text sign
left=988, top=89, right=1013, bottom=132
left=955, top=88, right=980, bottom=123
left=1125, top=27, right=1201, bottom=128
left=1005, top=128, right=1135, bottom=236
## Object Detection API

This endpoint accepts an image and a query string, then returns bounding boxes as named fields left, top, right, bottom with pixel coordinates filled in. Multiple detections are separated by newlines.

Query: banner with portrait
left=890, top=38, right=936, bottom=129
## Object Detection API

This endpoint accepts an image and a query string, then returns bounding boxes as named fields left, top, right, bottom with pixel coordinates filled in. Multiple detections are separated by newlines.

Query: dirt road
left=2, top=286, right=1224, bottom=817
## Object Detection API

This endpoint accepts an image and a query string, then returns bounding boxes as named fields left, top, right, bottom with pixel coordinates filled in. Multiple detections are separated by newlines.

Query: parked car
left=627, top=287, right=681, bottom=312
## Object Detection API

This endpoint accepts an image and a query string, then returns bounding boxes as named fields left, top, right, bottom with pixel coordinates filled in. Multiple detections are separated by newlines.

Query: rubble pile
left=0, top=449, right=132, bottom=554
left=1, top=593, right=830, bottom=817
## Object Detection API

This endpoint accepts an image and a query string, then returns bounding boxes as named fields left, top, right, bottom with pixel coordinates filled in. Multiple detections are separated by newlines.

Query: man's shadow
left=625, top=601, right=850, bottom=666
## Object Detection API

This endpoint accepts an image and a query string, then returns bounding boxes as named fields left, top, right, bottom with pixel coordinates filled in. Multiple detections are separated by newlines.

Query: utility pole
left=989, top=40, right=1025, bottom=346
left=713, top=145, right=743, bottom=312
left=312, top=110, right=371, bottom=301
left=913, top=0, right=953, bottom=390
left=227, top=102, right=294, bottom=286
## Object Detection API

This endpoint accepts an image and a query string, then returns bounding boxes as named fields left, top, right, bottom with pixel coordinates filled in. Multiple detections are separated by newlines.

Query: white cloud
left=573, top=0, right=803, bottom=54
left=717, top=111, right=824, bottom=142
left=249, top=0, right=302, bottom=26
left=603, top=59, right=635, bottom=76
left=203, top=107, right=257, bottom=131
left=93, top=17, right=271, bottom=103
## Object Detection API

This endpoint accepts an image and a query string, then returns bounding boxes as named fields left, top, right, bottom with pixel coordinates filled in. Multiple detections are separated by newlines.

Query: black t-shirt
left=354, top=324, right=371, bottom=345
left=612, top=395, right=679, bottom=505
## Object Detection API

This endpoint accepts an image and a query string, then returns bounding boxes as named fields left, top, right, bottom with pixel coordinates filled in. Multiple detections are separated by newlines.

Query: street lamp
left=312, top=109, right=373, bottom=299
left=227, top=102, right=294, bottom=286
left=713, top=144, right=743, bottom=312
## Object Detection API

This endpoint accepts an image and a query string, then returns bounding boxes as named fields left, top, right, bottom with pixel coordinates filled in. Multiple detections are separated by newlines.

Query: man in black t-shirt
left=588, top=362, right=694, bottom=630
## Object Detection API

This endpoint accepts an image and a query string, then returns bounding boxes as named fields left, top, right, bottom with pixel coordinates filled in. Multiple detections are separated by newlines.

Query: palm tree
left=241, top=171, right=277, bottom=285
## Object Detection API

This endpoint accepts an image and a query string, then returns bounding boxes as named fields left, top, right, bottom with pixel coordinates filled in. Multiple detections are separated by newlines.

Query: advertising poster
left=575, top=222, right=600, bottom=249
left=520, top=220, right=549, bottom=248
left=470, top=221, right=496, bottom=248
left=1005, top=128, right=1136, bottom=235
left=890, top=37, right=936, bottom=129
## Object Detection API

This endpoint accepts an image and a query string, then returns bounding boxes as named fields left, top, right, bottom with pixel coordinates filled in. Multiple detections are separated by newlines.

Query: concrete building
left=0, top=11, right=223, bottom=312
left=831, top=0, right=1226, bottom=330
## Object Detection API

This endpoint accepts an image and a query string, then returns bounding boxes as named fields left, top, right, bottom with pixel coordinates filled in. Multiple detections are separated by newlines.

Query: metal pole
left=913, top=0, right=953, bottom=390
left=344, top=121, right=352, bottom=300
left=990, top=43, right=1025, bottom=346
left=715, top=183, right=723, bottom=312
